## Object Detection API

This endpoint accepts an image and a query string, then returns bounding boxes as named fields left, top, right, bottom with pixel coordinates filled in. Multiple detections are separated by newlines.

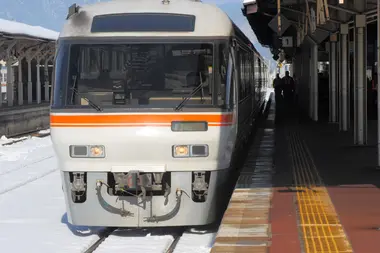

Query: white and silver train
left=51, top=0, right=269, bottom=227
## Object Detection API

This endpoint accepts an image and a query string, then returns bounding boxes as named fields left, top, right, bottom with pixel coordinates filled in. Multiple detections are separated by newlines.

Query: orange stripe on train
left=50, top=113, right=234, bottom=127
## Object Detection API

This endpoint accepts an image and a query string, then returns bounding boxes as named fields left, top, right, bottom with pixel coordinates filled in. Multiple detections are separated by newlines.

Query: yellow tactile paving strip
left=288, top=131, right=353, bottom=253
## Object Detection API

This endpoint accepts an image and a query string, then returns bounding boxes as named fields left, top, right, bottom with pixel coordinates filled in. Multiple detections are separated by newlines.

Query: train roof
left=60, top=0, right=233, bottom=38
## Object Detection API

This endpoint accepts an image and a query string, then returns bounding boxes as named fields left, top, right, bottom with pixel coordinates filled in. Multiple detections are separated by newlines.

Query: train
left=50, top=0, right=269, bottom=227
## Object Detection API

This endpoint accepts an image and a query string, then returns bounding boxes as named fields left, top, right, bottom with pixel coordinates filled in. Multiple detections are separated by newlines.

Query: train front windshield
left=53, top=42, right=227, bottom=110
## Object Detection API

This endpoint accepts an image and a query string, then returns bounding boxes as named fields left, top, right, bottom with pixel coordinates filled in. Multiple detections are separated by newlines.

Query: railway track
left=165, top=233, right=182, bottom=253
left=83, top=227, right=185, bottom=253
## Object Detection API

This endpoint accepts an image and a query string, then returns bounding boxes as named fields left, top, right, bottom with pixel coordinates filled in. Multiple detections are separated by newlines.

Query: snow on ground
left=96, top=229, right=175, bottom=253
left=0, top=171, right=103, bottom=253
left=0, top=136, right=103, bottom=252
left=0, top=136, right=56, bottom=194
left=174, top=228, right=216, bottom=253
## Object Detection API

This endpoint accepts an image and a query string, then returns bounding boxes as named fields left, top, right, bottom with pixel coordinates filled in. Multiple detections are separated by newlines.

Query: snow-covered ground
left=0, top=134, right=103, bottom=253
left=0, top=134, right=216, bottom=253
left=0, top=134, right=56, bottom=194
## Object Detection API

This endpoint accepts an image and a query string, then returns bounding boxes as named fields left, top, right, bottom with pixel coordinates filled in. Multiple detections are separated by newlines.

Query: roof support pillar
left=311, top=42, right=318, bottom=121
left=16, top=44, right=29, bottom=106
left=50, top=55, right=55, bottom=102
left=307, top=36, right=319, bottom=121
left=329, top=34, right=338, bottom=123
left=353, top=14, right=367, bottom=145
left=5, top=41, right=17, bottom=107
left=31, top=44, right=48, bottom=104
left=44, top=59, right=50, bottom=102
left=339, top=24, right=349, bottom=131
left=36, top=60, right=41, bottom=104
left=17, top=58, right=23, bottom=105
left=27, top=56, right=32, bottom=104
left=6, top=58, right=13, bottom=107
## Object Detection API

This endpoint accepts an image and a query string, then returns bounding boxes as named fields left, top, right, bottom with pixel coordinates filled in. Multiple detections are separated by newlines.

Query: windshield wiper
left=71, top=87, right=103, bottom=112
left=70, top=75, right=103, bottom=112
left=174, top=82, right=204, bottom=111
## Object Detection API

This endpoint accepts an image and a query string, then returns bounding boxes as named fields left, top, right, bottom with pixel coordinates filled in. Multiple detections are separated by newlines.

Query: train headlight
left=89, top=145, right=105, bottom=158
left=172, top=145, right=208, bottom=158
left=69, top=145, right=105, bottom=158
left=173, top=145, right=190, bottom=157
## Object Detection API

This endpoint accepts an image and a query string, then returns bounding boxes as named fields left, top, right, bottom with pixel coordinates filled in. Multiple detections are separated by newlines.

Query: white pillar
left=51, top=60, right=55, bottom=102
left=329, top=36, right=337, bottom=123
left=354, top=15, right=367, bottom=145
left=340, top=24, right=349, bottom=131
left=309, top=50, right=313, bottom=118
left=6, top=58, right=13, bottom=106
left=36, top=59, right=41, bottom=104
left=27, top=59, right=32, bottom=104
left=44, top=59, right=49, bottom=102
left=18, top=58, right=23, bottom=105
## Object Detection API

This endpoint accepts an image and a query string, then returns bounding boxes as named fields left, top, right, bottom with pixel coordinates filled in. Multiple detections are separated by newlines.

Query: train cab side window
left=52, top=43, right=70, bottom=108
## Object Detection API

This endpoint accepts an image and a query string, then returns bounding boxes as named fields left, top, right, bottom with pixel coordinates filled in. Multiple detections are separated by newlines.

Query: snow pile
left=243, top=0, right=256, bottom=5
left=38, top=129, right=51, bottom=134
left=0, top=18, right=59, bottom=41
left=0, top=136, right=51, bottom=162
left=174, top=228, right=217, bottom=253
left=0, top=135, right=28, bottom=146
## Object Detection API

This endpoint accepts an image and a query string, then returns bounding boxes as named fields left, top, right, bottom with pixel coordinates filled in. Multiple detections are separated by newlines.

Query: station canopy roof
left=242, top=0, right=377, bottom=60
left=0, top=18, right=58, bottom=41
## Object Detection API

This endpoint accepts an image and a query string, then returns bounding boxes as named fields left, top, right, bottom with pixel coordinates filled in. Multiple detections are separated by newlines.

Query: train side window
left=225, top=51, right=234, bottom=108
left=243, top=51, right=247, bottom=98
left=239, top=50, right=245, bottom=100
left=219, top=44, right=228, bottom=105
left=258, top=59, right=262, bottom=89
left=246, top=53, right=251, bottom=95
left=252, top=54, right=255, bottom=98
left=230, top=68, right=235, bottom=106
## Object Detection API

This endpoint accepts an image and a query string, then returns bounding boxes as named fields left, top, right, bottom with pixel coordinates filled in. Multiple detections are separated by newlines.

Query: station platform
left=0, top=102, right=49, bottom=137
left=211, top=97, right=380, bottom=253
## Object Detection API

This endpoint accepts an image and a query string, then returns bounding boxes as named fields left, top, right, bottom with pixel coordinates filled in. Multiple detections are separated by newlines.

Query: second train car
left=51, top=0, right=269, bottom=227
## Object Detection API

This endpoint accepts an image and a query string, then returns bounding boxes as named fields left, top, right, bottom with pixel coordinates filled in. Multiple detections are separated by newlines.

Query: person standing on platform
left=282, top=71, right=295, bottom=105
left=273, top=73, right=283, bottom=104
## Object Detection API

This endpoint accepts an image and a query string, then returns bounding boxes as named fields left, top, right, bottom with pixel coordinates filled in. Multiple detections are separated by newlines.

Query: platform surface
left=212, top=99, right=380, bottom=253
